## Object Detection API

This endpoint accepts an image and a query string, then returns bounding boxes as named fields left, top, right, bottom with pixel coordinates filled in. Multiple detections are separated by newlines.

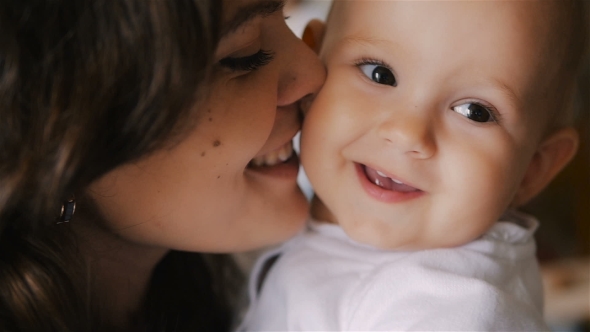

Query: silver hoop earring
left=57, top=196, right=76, bottom=224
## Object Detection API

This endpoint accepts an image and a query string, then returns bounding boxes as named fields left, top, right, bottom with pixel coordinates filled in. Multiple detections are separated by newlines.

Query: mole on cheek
left=213, top=140, right=221, bottom=147
left=201, top=151, right=206, bottom=157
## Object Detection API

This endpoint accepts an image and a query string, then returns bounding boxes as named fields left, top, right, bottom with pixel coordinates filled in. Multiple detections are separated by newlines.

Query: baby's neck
left=310, top=196, right=338, bottom=225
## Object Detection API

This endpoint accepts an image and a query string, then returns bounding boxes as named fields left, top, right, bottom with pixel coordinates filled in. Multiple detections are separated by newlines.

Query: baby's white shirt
left=239, top=211, right=550, bottom=331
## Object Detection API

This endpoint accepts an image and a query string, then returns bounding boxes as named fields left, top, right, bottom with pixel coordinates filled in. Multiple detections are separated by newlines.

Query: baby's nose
left=377, top=112, right=436, bottom=159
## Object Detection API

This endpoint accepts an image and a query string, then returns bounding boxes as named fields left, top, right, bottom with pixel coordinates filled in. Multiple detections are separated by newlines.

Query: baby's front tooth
left=375, top=169, right=404, bottom=184
left=374, top=178, right=383, bottom=187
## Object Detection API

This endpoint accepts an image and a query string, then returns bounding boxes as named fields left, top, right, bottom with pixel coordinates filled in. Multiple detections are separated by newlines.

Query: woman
left=0, top=0, right=325, bottom=330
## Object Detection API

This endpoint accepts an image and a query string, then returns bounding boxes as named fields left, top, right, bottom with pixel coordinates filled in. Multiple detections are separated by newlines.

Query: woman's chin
left=244, top=188, right=309, bottom=251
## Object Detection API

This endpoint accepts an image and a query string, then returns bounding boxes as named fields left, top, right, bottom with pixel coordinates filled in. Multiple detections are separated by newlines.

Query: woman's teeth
left=250, top=141, right=294, bottom=167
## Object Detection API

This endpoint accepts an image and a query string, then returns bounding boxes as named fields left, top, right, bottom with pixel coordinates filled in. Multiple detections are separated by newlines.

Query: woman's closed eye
left=452, top=102, right=498, bottom=123
left=357, top=60, right=397, bottom=87
left=219, top=49, right=275, bottom=72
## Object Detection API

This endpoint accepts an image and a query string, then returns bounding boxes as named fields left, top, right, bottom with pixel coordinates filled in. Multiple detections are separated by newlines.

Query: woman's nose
left=276, top=28, right=326, bottom=107
left=377, top=111, right=436, bottom=159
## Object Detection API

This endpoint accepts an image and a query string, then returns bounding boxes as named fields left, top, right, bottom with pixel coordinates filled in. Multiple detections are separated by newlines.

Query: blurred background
left=246, top=1, right=590, bottom=331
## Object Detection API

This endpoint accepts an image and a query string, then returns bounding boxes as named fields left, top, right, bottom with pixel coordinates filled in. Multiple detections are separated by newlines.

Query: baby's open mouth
left=363, top=165, right=419, bottom=192
left=249, top=141, right=294, bottom=167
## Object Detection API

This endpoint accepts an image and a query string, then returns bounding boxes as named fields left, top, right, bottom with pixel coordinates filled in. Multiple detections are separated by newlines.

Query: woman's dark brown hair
left=0, top=0, right=241, bottom=331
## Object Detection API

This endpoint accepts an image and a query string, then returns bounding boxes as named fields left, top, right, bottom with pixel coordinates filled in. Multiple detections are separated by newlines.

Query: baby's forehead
left=328, top=1, right=566, bottom=37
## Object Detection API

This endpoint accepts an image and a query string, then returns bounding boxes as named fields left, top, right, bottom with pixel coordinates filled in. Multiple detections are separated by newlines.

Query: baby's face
left=301, top=0, right=560, bottom=249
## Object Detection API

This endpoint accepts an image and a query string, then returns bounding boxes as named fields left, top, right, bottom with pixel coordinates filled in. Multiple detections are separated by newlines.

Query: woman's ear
left=512, top=127, right=579, bottom=206
left=302, top=19, right=325, bottom=54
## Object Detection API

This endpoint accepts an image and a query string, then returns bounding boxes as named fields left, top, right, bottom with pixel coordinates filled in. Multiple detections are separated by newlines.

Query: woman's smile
left=250, top=140, right=295, bottom=167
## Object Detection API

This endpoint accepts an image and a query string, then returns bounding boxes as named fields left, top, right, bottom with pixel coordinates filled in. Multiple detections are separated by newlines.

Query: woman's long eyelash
left=219, top=50, right=275, bottom=71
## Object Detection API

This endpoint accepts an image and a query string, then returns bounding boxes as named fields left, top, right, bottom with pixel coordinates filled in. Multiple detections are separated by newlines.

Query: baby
left=240, top=0, right=588, bottom=330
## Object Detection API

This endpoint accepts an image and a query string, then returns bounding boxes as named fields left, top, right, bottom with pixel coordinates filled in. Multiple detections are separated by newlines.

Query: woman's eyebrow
left=221, top=0, right=286, bottom=38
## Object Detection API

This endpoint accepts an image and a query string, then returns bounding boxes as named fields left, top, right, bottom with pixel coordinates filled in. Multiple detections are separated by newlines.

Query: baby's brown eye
left=359, top=64, right=397, bottom=86
left=452, top=103, right=494, bottom=123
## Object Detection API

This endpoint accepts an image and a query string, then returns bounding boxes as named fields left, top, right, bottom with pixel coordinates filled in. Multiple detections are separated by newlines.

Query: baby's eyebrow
left=340, top=35, right=522, bottom=112
left=339, top=35, right=397, bottom=49
left=484, top=77, right=522, bottom=111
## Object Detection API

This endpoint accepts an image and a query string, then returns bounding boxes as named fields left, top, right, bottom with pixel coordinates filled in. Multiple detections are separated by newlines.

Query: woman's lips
left=356, top=163, right=423, bottom=203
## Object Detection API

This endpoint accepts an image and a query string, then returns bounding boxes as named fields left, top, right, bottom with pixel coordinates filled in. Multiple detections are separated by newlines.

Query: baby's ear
left=302, top=19, right=325, bottom=54
left=513, top=127, right=579, bottom=206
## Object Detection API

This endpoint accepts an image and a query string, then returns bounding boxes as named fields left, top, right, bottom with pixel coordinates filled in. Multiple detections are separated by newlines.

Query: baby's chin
left=338, top=220, right=486, bottom=251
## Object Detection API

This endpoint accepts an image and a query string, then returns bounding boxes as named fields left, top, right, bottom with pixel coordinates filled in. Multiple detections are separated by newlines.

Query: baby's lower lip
left=356, top=163, right=423, bottom=203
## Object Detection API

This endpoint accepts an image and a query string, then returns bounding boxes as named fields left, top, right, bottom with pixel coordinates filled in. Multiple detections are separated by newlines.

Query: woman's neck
left=72, top=205, right=168, bottom=331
